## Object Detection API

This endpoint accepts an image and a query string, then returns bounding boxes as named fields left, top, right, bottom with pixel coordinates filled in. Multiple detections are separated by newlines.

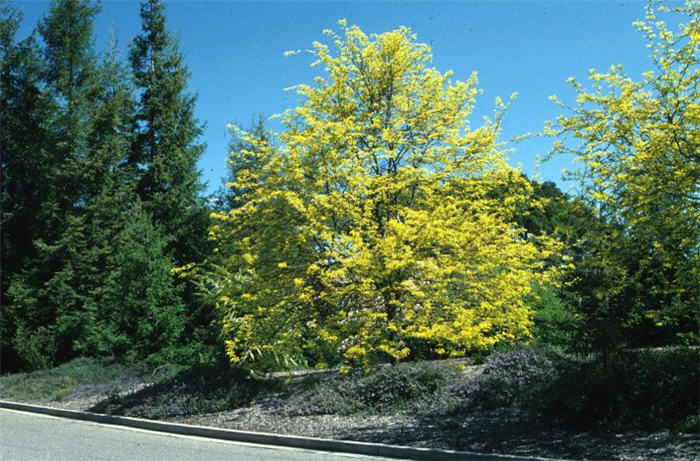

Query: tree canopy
left=546, top=0, right=699, bottom=347
left=196, top=22, right=560, bottom=370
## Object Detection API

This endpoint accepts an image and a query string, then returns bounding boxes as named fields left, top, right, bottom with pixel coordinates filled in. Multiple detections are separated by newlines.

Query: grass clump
left=0, top=357, right=155, bottom=402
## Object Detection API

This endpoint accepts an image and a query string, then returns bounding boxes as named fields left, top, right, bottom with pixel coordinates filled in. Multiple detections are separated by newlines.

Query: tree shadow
left=87, top=363, right=273, bottom=419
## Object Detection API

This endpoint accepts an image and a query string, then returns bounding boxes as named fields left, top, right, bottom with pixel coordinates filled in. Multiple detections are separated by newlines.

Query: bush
left=285, top=361, right=459, bottom=416
left=537, top=347, right=699, bottom=429
left=438, top=346, right=698, bottom=431
left=11, top=325, right=57, bottom=371
left=444, top=347, right=563, bottom=411
left=529, top=283, right=579, bottom=350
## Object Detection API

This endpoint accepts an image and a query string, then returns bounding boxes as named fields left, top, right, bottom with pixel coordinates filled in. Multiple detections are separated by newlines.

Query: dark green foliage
left=439, top=347, right=699, bottom=430
left=38, top=0, right=100, bottom=220
left=3, top=0, right=103, bottom=370
left=3, top=0, right=206, bottom=371
left=536, top=347, right=700, bottom=429
left=518, top=180, right=581, bottom=239
left=7, top=215, right=95, bottom=368
left=129, top=0, right=208, bottom=266
left=529, top=283, right=579, bottom=350
left=127, top=0, right=214, bottom=362
left=87, top=206, right=185, bottom=364
left=677, top=415, right=700, bottom=434
left=558, top=202, right=699, bottom=353
left=0, top=3, right=54, bottom=372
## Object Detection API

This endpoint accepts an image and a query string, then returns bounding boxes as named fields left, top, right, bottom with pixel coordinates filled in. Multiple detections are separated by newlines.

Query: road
left=0, top=409, right=389, bottom=461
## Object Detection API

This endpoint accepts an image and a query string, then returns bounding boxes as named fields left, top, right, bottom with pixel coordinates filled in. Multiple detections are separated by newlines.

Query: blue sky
left=12, top=1, right=660, bottom=196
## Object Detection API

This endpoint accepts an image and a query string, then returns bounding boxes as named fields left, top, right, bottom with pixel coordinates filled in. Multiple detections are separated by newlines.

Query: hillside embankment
left=1, top=348, right=697, bottom=460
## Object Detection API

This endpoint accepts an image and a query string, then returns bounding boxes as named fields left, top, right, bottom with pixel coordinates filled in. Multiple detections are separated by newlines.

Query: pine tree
left=129, top=0, right=208, bottom=265
left=0, top=3, right=48, bottom=282
left=38, top=0, right=100, bottom=221
left=73, top=31, right=140, bottom=357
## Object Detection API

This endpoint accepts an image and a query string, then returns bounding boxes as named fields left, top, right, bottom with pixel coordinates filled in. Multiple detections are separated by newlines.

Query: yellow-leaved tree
left=198, top=22, right=560, bottom=370
left=545, top=0, right=699, bottom=347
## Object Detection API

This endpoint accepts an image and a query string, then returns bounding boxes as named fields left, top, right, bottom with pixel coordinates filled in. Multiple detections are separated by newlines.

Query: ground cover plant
left=2, top=347, right=697, bottom=459
left=283, top=361, right=462, bottom=416
left=88, top=360, right=271, bottom=419
left=0, top=357, right=169, bottom=402
left=428, top=347, right=699, bottom=432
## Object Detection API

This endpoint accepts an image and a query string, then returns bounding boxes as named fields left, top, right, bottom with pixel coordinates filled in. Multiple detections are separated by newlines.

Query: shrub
left=439, top=346, right=698, bottom=431
left=537, top=347, right=700, bottom=428
left=285, top=361, right=459, bottom=416
left=445, top=347, right=562, bottom=411
left=355, top=362, right=457, bottom=409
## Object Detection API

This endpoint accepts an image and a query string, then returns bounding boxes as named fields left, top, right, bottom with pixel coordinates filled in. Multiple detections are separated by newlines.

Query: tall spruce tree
left=0, top=2, right=54, bottom=371
left=39, top=0, right=100, bottom=219
left=74, top=32, right=138, bottom=357
left=93, top=203, right=185, bottom=363
left=79, top=34, right=187, bottom=362
left=5, top=0, right=102, bottom=368
left=129, top=0, right=208, bottom=265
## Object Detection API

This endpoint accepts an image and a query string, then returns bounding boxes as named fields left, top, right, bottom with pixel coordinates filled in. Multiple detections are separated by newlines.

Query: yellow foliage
left=206, top=21, right=560, bottom=369
left=545, top=0, right=699, bottom=341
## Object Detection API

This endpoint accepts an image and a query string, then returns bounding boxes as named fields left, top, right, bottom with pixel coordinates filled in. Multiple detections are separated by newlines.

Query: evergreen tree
left=88, top=204, right=185, bottom=363
left=4, top=0, right=146, bottom=368
left=74, top=32, right=140, bottom=357
left=129, top=0, right=208, bottom=265
left=0, top=2, right=54, bottom=371
left=9, top=0, right=101, bottom=367
left=0, top=3, right=50, bottom=285
left=128, top=0, right=216, bottom=363
left=217, top=116, right=272, bottom=212
left=38, top=0, right=100, bottom=221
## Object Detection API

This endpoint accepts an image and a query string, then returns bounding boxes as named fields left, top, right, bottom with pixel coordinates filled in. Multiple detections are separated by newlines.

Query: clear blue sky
left=12, top=0, right=664, bottom=196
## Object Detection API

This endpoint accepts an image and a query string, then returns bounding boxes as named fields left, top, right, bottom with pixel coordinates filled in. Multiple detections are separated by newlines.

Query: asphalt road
left=0, top=409, right=390, bottom=461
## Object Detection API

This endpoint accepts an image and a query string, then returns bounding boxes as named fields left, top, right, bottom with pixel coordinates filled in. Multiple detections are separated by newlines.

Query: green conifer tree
left=74, top=31, right=140, bottom=357
left=90, top=204, right=185, bottom=363
left=10, top=0, right=101, bottom=366
left=0, top=3, right=54, bottom=371
left=129, top=0, right=208, bottom=265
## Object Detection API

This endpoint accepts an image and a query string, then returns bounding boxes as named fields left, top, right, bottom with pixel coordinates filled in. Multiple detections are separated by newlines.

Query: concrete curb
left=0, top=400, right=557, bottom=460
